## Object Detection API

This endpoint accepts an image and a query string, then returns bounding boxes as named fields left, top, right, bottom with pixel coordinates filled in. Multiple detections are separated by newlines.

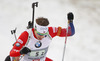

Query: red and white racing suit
left=10, top=25, right=75, bottom=61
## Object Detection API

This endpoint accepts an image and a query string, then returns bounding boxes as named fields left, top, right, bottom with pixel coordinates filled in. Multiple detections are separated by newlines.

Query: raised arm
left=48, top=13, right=75, bottom=38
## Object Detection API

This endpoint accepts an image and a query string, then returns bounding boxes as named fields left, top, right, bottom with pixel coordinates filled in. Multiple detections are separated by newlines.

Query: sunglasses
left=36, top=30, right=48, bottom=36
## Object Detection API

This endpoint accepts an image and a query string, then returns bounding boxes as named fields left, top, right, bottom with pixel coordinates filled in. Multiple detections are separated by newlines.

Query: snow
left=0, top=0, right=100, bottom=61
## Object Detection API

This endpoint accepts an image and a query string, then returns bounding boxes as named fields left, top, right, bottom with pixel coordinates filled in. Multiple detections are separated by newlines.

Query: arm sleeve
left=48, top=22, right=75, bottom=38
left=10, top=31, right=29, bottom=57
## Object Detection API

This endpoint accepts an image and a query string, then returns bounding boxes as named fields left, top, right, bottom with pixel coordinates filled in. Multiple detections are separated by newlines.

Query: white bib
left=21, top=29, right=52, bottom=61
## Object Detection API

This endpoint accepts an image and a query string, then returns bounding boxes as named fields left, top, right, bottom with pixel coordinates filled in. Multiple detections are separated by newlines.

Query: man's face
left=35, top=30, right=46, bottom=40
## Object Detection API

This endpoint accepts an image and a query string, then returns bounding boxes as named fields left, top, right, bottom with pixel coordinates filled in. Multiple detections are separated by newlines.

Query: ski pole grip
left=11, top=30, right=13, bottom=34
left=32, top=2, right=38, bottom=8
left=67, top=12, right=74, bottom=20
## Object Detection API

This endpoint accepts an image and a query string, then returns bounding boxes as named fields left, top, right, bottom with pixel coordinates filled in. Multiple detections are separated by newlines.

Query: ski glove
left=20, top=47, right=31, bottom=54
left=67, top=12, right=74, bottom=23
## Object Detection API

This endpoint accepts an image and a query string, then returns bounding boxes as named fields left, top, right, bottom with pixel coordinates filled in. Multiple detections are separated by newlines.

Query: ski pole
left=11, top=28, right=17, bottom=41
left=32, top=2, right=38, bottom=28
left=27, top=2, right=38, bottom=29
left=62, top=12, right=74, bottom=61
left=62, top=20, right=69, bottom=61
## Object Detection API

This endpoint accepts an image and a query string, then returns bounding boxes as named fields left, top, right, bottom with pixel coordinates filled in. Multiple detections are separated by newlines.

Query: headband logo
left=40, top=27, right=48, bottom=30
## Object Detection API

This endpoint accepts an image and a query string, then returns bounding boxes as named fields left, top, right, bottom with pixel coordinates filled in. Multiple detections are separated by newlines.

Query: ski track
left=0, top=0, right=100, bottom=61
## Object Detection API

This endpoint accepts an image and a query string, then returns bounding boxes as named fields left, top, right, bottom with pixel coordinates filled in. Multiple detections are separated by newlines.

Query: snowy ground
left=0, top=0, right=100, bottom=61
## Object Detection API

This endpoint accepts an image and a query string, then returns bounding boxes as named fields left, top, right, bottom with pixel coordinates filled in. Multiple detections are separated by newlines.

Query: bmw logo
left=35, top=41, right=42, bottom=48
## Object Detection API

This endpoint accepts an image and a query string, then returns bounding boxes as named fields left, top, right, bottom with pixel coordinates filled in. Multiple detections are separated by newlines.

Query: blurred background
left=0, top=0, right=100, bottom=61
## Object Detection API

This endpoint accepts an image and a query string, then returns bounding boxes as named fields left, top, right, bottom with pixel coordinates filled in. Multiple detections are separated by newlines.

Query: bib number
left=30, top=50, right=45, bottom=57
left=27, top=47, right=48, bottom=60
